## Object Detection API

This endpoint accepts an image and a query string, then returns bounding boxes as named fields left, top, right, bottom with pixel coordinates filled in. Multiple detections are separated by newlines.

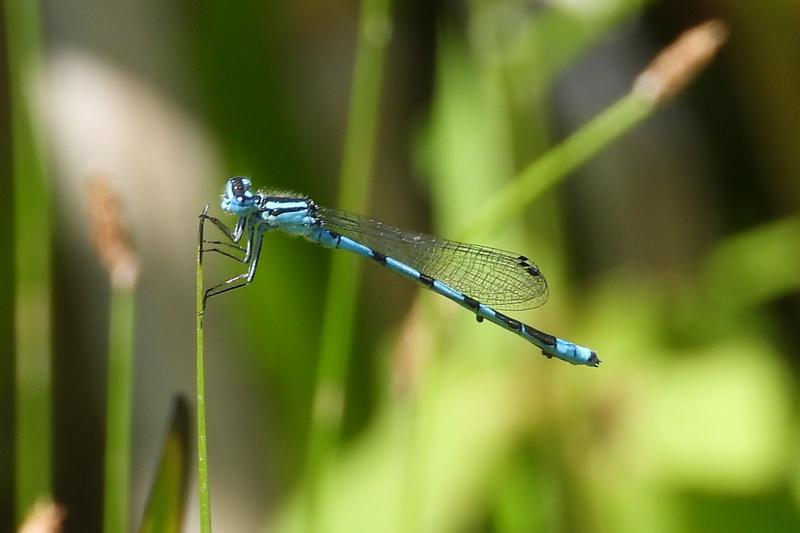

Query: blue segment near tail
left=200, top=177, right=600, bottom=367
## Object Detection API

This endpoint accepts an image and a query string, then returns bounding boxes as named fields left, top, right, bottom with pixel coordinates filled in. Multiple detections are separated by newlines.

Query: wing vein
left=317, top=207, right=548, bottom=311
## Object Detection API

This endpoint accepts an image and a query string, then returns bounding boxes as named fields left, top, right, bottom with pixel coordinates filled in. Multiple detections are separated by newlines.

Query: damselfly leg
left=201, top=211, right=246, bottom=242
left=199, top=208, right=265, bottom=306
left=202, top=232, right=255, bottom=263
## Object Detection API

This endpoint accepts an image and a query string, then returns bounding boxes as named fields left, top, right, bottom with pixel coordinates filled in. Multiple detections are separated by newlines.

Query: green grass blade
left=4, top=0, right=52, bottom=520
left=306, top=0, right=392, bottom=528
left=103, top=288, right=137, bottom=533
left=196, top=208, right=212, bottom=532
left=0, top=36, right=14, bottom=532
left=138, top=396, right=191, bottom=533
left=87, top=177, right=141, bottom=533
left=88, top=178, right=139, bottom=533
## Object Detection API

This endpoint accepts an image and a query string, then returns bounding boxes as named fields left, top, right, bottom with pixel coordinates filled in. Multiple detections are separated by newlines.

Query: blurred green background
left=3, top=0, right=800, bottom=531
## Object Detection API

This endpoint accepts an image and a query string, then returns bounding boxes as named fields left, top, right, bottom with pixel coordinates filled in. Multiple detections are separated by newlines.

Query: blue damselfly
left=200, top=177, right=599, bottom=367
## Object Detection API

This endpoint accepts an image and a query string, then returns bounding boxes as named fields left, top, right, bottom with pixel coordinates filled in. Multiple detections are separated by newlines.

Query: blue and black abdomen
left=306, top=219, right=599, bottom=367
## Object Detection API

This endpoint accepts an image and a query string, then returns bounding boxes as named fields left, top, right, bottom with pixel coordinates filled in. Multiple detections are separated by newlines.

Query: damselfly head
left=221, top=176, right=257, bottom=215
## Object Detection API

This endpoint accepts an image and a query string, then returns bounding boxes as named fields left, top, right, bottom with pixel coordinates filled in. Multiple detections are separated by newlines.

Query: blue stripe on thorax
left=261, top=200, right=316, bottom=236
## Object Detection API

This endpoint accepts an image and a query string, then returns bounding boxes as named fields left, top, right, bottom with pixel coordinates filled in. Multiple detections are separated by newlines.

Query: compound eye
left=232, top=179, right=245, bottom=196
left=228, top=177, right=253, bottom=203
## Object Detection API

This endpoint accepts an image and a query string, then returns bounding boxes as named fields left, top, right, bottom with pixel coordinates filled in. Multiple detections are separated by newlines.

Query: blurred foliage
left=3, top=0, right=800, bottom=532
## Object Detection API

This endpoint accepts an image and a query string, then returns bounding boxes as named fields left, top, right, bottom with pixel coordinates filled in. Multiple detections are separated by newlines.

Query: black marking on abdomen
left=419, top=274, right=435, bottom=287
left=524, top=326, right=557, bottom=346
left=463, top=295, right=482, bottom=322
left=462, top=295, right=480, bottom=310
left=372, top=251, right=387, bottom=265
left=526, top=266, right=540, bottom=276
left=328, top=230, right=342, bottom=246
left=495, top=312, right=522, bottom=332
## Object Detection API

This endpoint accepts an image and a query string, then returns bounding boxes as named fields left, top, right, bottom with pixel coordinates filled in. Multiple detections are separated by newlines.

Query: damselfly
left=200, top=177, right=599, bottom=367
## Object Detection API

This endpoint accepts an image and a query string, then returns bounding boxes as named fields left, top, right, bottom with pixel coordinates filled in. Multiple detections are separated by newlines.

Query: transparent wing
left=318, top=207, right=548, bottom=311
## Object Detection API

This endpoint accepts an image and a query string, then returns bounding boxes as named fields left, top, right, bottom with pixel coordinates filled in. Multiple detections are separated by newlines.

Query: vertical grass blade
left=196, top=207, right=212, bottom=533
left=306, top=0, right=393, bottom=528
left=103, top=289, right=136, bottom=533
left=138, top=396, right=190, bottom=533
left=4, top=0, right=52, bottom=521
left=0, top=9, right=15, bottom=530
left=87, top=177, right=141, bottom=533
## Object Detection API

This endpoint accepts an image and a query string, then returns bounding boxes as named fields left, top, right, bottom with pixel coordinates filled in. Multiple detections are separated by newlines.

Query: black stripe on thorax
left=270, top=206, right=307, bottom=216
